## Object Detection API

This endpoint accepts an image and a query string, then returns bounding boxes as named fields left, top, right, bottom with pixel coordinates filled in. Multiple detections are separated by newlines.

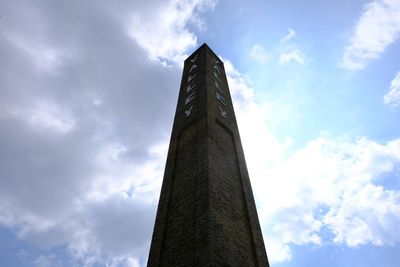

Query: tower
left=148, top=44, right=269, bottom=266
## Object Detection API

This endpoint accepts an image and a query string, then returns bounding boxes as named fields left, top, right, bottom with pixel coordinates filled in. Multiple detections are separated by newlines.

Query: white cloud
left=278, top=28, right=308, bottom=65
left=281, top=28, right=296, bottom=43
left=279, top=49, right=306, bottom=65
left=127, top=0, right=217, bottom=65
left=89, top=141, right=167, bottom=204
left=216, top=60, right=400, bottom=259
left=384, top=71, right=400, bottom=107
left=1, top=0, right=399, bottom=266
left=250, top=137, right=400, bottom=262
left=34, top=254, right=62, bottom=267
left=341, top=0, right=400, bottom=70
left=223, top=59, right=290, bottom=166
left=249, top=44, right=268, bottom=64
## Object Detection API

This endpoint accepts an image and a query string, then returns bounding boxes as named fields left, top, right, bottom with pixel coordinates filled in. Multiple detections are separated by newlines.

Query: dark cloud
left=0, top=0, right=185, bottom=265
left=85, top=195, right=155, bottom=257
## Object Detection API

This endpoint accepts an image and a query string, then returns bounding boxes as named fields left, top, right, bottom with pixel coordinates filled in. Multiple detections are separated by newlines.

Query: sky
left=0, top=0, right=400, bottom=266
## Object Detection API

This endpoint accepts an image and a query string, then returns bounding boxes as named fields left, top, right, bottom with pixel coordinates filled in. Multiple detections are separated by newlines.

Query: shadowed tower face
left=147, top=44, right=269, bottom=266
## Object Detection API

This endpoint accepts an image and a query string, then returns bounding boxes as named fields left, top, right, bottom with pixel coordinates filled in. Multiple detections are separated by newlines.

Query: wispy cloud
left=281, top=28, right=296, bottom=43
left=34, top=254, right=62, bottom=267
left=384, top=71, right=400, bottom=107
left=279, top=29, right=308, bottom=65
left=249, top=44, right=268, bottom=64
left=279, top=49, right=306, bottom=65
left=341, top=0, right=400, bottom=70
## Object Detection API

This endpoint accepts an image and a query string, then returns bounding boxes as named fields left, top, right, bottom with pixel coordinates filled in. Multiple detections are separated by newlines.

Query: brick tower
left=147, top=44, right=269, bottom=266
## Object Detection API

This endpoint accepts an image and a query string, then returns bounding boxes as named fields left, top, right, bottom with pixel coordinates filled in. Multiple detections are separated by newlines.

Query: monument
left=148, top=44, right=269, bottom=266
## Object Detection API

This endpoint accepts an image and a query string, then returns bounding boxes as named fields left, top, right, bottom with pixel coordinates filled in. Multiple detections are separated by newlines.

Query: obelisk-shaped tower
left=148, top=44, right=269, bottom=266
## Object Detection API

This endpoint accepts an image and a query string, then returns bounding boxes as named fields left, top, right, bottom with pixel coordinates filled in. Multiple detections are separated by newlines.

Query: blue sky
left=0, top=0, right=400, bottom=266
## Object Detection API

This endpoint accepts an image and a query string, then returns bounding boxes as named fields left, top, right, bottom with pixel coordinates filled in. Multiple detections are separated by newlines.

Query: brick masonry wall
left=147, top=44, right=269, bottom=266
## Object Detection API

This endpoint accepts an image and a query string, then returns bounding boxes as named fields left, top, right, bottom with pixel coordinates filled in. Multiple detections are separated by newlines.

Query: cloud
left=34, top=254, right=63, bottom=267
left=281, top=28, right=296, bottom=43
left=341, top=0, right=400, bottom=70
left=250, top=136, right=400, bottom=262
left=0, top=0, right=211, bottom=265
left=1, top=0, right=399, bottom=266
left=2, top=100, right=76, bottom=134
left=127, top=0, right=217, bottom=65
left=384, top=71, right=400, bottom=107
left=223, top=59, right=291, bottom=165
left=249, top=44, right=268, bottom=64
left=278, top=29, right=308, bottom=65
left=4, top=33, right=72, bottom=74
left=279, top=49, right=306, bottom=65
left=221, top=59, right=400, bottom=263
